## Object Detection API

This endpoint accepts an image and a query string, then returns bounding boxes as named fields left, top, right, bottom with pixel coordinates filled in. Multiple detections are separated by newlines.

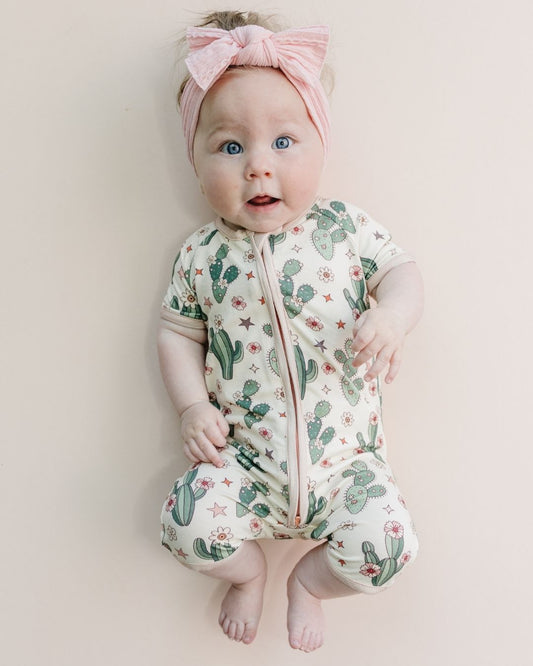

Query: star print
left=323, top=293, right=333, bottom=302
left=279, top=411, right=287, bottom=418
left=246, top=271, right=255, bottom=280
left=322, top=385, right=331, bottom=394
left=314, top=339, right=327, bottom=352
left=383, top=505, right=395, bottom=515
left=338, top=559, right=347, bottom=567
left=337, top=541, right=344, bottom=549
left=222, top=478, right=233, bottom=487
left=239, top=317, right=255, bottom=330
left=387, top=475, right=396, bottom=485
left=203, top=297, right=213, bottom=308
left=336, top=320, right=346, bottom=329
left=178, top=267, right=185, bottom=279
left=265, top=448, right=274, bottom=461
left=340, top=438, right=348, bottom=445
left=373, top=231, right=385, bottom=240
left=186, top=245, right=193, bottom=253
left=259, top=296, right=265, bottom=305
left=207, top=503, right=227, bottom=517
left=346, top=250, right=355, bottom=259
left=177, top=548, right=188, bottom=559
left=195, top=268, right=203, bottom=275
left=249, top=364, right=259, bottom=373
left=292, top=245, right=302, bottom=253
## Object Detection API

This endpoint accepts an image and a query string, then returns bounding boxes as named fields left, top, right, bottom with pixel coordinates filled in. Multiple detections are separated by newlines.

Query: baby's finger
left=364, top=346, right=394, bottom=381
left=183, top=440, right=204, bottom=464
left=204, top=421, right=228, bottom=449
left=384, top=349, right=403, bottom=384
left=194, top=433, right=225, bottom=468
left=351, top=323, right=376, bottom=354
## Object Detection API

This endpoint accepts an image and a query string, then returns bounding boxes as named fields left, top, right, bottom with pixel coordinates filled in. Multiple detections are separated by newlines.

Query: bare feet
left=286, top=569, right=325, bottom=652
left=218, top=571, right=266, bottom=644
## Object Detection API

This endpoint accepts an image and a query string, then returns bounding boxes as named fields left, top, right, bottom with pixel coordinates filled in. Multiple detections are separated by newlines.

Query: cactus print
left=160, top=199, right=418, bottom=589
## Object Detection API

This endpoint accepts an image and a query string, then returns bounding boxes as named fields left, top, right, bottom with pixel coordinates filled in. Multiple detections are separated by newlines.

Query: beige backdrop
left=2, top=0, right=532, bottom=664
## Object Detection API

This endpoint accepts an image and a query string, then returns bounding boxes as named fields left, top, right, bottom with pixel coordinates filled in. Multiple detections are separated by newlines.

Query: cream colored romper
left=160, top=198, right=418, bottom=592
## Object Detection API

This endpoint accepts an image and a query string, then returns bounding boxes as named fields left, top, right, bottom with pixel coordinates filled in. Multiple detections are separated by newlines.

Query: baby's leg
left=161, top=462, right=268, bottom=644
left=287, top=543, right=357, bottom=652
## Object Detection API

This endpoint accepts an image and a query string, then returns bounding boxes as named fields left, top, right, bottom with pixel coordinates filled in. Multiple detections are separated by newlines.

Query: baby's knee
left=326, top=521, right=419, bottom=594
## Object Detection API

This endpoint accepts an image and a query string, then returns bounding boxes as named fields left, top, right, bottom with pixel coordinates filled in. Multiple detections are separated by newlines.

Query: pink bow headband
left=180, top=24, right=331, bottom=164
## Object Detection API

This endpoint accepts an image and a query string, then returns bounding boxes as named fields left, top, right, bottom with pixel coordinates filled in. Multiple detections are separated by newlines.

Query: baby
left=159, top=10, right=423, bottom=653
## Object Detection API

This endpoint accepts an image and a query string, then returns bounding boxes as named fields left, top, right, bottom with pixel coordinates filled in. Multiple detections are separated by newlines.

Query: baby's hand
left=351, top=307, right=406, bottom=384
left=180, top=401, right=229, bottom=468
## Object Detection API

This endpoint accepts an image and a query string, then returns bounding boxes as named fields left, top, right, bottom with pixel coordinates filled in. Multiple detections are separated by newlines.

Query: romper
left=160, top=198, right=418, bottom=592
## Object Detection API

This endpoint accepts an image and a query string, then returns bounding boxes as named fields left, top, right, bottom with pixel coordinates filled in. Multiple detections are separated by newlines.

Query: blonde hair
left=176, top=10, right=333, bottom=109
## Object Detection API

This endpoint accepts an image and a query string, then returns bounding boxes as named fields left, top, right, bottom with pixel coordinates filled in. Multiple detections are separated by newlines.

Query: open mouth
left=247, top=195, right=280, bottom=206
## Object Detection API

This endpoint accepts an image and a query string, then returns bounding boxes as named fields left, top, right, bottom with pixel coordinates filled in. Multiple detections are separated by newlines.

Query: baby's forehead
left=199, top=68, right=310, bottom=128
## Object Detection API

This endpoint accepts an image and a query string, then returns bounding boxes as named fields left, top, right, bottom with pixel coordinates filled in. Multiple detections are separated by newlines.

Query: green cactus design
left=305, top=488, right=327, bottom=524
left=267, top=345, right=317, bottom=399
left=234, top=379, right=271, bottom=428
left=355, top=417, right=385, bottom=462
left=199, top=228, right=218, bottom=246
left=209, top=325, right=243, bottom=380
left=193, top=537, right=236, bottom=562
left=307, top=400, right=335, bottom=463
left=294, top=344, right=318, bottom=399
left=269, top=232, right=286, bottom=252
left=236, top=480, right=271, bottom=518
left=361, top=525, right=408, bottom=586
left=361, top=256, right=379, bottom=281
left=342, top=460, right=386, bottom=514
left=308, top=201, right=356, bottom=260
left=170, top=468, right=208, bottom=527
left=311, top=519, right=329, bottom=540
left=229, top=440, right=264, bottom=473
left=334, top=339, right=365, bottom=406
left=278, top=258, right=316, bottom=318
left=209, top=244, right=240, bottom=303
left=343, top=286, right=369, bottom=320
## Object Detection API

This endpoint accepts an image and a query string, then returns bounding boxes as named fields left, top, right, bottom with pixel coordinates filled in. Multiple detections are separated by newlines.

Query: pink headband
left=180, top=24, right=331, bottom=164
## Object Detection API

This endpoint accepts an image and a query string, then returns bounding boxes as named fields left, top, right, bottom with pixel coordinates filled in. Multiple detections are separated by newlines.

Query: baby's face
left=192, top=67, right=325, bottom=234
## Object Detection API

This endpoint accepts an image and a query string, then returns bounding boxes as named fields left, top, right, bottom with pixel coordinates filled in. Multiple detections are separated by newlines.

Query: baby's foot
left=218, top=572, right=266, bottom=644
left=286, top=570, right=325, bottom=652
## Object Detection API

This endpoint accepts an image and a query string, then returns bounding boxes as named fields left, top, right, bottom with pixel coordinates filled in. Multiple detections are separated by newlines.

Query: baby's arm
left=158, top=327, right=229, bottom=468
left=351, top=261, right=424, bottom=384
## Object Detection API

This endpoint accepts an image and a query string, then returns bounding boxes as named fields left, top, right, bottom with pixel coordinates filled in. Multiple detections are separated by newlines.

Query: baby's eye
left=273, top=136, right=293, bottom=150
left=220, top=141, right=243, bottom=155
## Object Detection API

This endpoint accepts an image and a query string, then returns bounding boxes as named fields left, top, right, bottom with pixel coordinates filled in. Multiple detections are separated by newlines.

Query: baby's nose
left=244, top=150, right=273, bottom=179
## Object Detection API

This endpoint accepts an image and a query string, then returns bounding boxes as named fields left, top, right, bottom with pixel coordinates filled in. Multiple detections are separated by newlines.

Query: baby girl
left=159, top=10, right=423, bottom=653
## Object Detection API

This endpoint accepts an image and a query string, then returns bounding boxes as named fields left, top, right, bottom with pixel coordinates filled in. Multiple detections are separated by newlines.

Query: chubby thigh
left=161, top=451, right=418, bottom=590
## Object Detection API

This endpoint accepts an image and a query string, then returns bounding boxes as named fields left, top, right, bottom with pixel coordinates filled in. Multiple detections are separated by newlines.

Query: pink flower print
left=305, top=316, right=324, bottom=331
left=195, top=477, right=215, bottom=491
left=258, top=427, right=273, bottom=440
left=360, top=562, right=381, bottom=577
left=204, top=366, right=213, bottom=375
left=377, top=435, right=384, bottom=448
left=384, top=521, right=404, bottom=539
left=369, top=381, right=377, bottom=396
left=181, top=289, right=197, bottom=305
left=369, top=412, right=379, bottom=427
left=232, top=295, right=247, bottom=310
left=243, top=249, right=255, bottom=262
left=164, top=494, right=177, bottom=512
left=291, top=225, right=304, bottom=235
left=349, top=265, right=364, bottom=281
left=249, top=517, right=263, bottom=535
left=341, top=412, right=354, bottom=427
left=209, top=527, right=233, bottom=543
left=214, top=314, right=223, bottom=329
left=329, top=486, right=339, bottom=499
left=321, top=362, right=335, bottom=375
left=274, top=387, right=286, bottom=401
left=222, top=406, right=232, bottom=416
left=166, top=525, right=177, bottom=541
left=320, top=459, right=332, bottom=468
left=246, top=341, right=262, bottom=354
left=398, top=494, right=407, bottom=508
left=318, top=266, right=335, bottom=283
left=400, top=552, right=411, bottom=565
left=354, top=447, right=365, bottom=455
